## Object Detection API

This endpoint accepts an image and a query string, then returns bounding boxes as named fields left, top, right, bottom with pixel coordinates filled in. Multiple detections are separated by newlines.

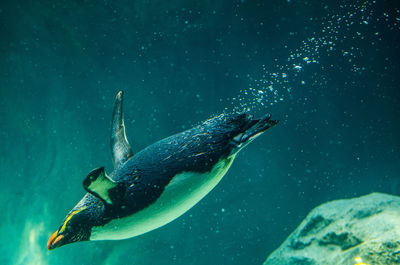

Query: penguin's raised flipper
left=111, top=91, right=134, bottom=169
left=83, top=167, right=124, bottom=205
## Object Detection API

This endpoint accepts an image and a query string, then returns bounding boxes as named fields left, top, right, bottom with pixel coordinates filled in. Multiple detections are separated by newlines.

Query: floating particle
left=231, top=0, right=388, bottom=113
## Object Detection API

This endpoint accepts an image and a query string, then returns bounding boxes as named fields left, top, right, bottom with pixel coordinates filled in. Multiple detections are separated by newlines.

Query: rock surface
left=264, top=193, right=400, bottom=265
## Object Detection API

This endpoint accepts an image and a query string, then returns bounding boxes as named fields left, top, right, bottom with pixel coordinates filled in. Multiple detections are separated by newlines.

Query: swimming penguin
left=47, top=91, right=278, bottom=250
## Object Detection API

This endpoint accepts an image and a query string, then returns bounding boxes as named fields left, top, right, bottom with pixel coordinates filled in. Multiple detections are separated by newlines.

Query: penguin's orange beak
left=47, top=231, right=64, bottom=250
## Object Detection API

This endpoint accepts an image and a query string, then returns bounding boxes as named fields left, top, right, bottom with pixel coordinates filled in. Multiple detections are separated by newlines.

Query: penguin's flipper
left=111, top=91, right=134, bottom=169
left=83, top=167, right=124, bottom=205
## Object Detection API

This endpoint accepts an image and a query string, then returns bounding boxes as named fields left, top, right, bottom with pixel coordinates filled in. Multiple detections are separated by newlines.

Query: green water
left=0, top=0, right=399, bottom=264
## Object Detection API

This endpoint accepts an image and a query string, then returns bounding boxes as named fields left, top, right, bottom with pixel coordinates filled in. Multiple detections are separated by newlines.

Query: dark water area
left=0, top=0, right=399, bottom=264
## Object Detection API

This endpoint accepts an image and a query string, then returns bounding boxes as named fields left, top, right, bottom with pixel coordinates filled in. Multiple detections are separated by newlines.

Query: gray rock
left=264, top=193, right=400, bottom=265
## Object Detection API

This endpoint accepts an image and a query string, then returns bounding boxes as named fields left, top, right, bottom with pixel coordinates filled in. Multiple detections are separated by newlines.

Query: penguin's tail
left=230, top=113, right=278, bottom=150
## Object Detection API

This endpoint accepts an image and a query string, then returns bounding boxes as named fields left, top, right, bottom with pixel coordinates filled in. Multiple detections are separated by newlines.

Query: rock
left=264, top=193, right=400, bottom=265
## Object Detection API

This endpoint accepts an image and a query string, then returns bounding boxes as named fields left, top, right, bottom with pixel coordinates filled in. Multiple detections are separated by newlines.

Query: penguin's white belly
left=90, top=156, right=235, bottom=240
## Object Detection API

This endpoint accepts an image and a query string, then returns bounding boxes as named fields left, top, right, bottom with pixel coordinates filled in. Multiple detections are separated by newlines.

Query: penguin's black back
left=106, top=113, right=259, bottom=219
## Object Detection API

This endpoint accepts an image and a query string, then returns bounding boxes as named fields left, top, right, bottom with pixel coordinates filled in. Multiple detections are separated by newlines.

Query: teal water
left=0, top=0, right=399, bottom=264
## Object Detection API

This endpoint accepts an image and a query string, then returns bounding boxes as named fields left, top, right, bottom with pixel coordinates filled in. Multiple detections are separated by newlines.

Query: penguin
left=47, top=91, right=278, bottom=250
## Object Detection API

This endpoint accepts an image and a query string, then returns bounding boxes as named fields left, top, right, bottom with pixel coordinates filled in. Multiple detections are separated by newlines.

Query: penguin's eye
left=58, top=208, right=86, bottom=234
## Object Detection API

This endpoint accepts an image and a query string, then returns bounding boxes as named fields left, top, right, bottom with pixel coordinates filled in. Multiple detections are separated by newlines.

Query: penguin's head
left=47, top=196, right=105, bottom=250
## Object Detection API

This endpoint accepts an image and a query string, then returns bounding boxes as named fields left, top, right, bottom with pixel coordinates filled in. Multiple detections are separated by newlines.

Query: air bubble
left=230, top=0, right=395, bottom=112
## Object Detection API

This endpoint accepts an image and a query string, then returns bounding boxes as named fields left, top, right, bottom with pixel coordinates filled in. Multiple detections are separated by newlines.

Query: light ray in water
left=15, top=221, right=47, bottom=265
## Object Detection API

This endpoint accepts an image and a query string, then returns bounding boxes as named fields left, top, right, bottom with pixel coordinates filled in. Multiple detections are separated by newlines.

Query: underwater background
left=0, top=0, right=399, bottom=264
